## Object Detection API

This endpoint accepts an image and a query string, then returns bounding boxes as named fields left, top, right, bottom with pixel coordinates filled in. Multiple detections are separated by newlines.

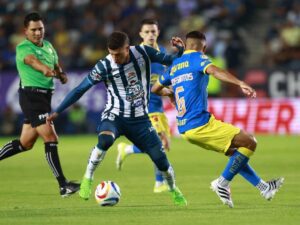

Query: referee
left=0, top=12, right=79, bottom=197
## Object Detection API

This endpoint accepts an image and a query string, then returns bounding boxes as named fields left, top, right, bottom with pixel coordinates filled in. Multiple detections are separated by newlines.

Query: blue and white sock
left=84, top=146, right=106, bottom=179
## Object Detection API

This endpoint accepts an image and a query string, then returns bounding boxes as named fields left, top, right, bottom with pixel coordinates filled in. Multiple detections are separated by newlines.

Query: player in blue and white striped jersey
left=116, top=19, right=172, bottom=194
left=47, top=31, right=187, bottom=206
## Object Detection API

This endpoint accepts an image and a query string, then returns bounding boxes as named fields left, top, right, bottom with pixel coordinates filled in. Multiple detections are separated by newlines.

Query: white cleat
left=261, top=177, right=284, bottom=200
left=210, top=179, right=234, bottom=208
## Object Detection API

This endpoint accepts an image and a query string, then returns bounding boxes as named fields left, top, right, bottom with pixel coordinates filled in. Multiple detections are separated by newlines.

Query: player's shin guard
left=0, top=140, right=25, bottom=160
left=45, top=142, right=66, bottom=186
left=221, top=149, right=250, bottom=181
left=84, top=146, right=106, bottom=179
left=161, top=165, right=176, bottom=190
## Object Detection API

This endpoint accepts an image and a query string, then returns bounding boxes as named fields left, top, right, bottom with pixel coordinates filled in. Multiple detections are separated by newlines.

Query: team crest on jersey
left=201, top=54, right=209, bottom=59
left=36, top=50, right=42, bottom=55
left=125, top=80, right=144, bottom=106
left=127, top=71, right=136, bottom=81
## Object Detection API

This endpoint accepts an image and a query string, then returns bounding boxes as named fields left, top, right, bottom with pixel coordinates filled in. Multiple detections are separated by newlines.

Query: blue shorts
left=97, top=113, right=166, bottom=162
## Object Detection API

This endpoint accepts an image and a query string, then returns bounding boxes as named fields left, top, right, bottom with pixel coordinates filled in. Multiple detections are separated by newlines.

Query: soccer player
left=0, top=12, right=80, bottom=197
left=152, top=31, right=284, bottom=208
left=47, top=31, right=187, bottom=206
left=116, top=19, right=171, bottom=193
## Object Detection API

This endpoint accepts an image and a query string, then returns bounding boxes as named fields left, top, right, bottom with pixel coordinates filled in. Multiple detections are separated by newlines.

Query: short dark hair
left=140, top=19, right=159, bottom=29
left=107, top=31, right=129, bottom=50
left=185, top=31, right=206, bottom=41
left=24, top=12, right=43, bottom=27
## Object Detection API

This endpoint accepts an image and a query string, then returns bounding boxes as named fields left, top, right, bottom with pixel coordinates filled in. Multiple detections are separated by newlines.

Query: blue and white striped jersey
left=55, top=45, right=182, bottom=118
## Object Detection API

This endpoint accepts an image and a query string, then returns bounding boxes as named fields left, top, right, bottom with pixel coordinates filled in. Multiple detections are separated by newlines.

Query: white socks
left=84, top=146, right=106, bottom=179
left=256, top=180, right=269, bottom=192
left=161, top=166, right=176, bottom=190
left=218, top=176, right=230, bottom=187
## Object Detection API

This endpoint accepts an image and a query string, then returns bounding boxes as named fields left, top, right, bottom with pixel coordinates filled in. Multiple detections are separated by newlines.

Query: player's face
left=108, top=45, right=130, bottom=65
left=139, top=24, right=159, bottom=46
left=25, top=20, right=45, bottom=46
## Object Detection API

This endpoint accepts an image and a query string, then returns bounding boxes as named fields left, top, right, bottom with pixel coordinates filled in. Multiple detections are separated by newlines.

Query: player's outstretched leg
left=79, top=146, right=106, bottom=200
left=210, top=177, right=233, bottom=208
left=0, top=140, right=26, bottom=160
left=239, top=163, right=284, bottom=201
left=161, top=166, right=187, bottom=206
left=261, top=177, right=284, bottom=200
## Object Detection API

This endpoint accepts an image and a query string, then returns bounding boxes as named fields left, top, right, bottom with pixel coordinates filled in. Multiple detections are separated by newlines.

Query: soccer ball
left=95, top=181, right=121, bottom=206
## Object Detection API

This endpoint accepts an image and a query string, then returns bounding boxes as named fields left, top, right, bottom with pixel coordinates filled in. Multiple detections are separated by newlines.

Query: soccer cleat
left=60, top=181, right=80, bottom=198
left=79, top=177, right=93, bottom=200
left=210, top=179, right=234, bottom=208
left=261, top=177, right=284, bottom=200
left=116, top=142, right=129, bottom=170
left=153, top=183, right=169, bottom=193
left=170, top=187, right=187, bottom=206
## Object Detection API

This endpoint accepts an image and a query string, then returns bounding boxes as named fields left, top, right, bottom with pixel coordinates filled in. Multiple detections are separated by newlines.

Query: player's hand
left=46, top=112, right=59, bottom=124
left=57, top=72, right=68, bottom=84
left=240, top=82, right=256, bottom=98
left=171, top=37, right=185, bottom=49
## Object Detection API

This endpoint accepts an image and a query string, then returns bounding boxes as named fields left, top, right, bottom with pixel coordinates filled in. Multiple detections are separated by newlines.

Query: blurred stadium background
left=0, top=0, right=299, bottom=136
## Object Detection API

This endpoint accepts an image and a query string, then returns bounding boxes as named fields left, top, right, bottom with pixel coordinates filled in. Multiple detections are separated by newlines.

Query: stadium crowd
left=1, top=0, right=299, bottom=136
left=0, top=0, right=257, bottom=71
left=263, top=0, right=300, bottom=69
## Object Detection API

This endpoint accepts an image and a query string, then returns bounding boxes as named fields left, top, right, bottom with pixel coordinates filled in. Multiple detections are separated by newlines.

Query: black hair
left=185, top=31, right=206, bottom=41
left=140, top=18, right=159, bottom=29
left=107, top=31, right=129, bottom=50
left=24, top=12, right=43, bottom=27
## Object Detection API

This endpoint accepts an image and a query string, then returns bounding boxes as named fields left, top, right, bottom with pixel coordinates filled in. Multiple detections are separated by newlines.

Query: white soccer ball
left=95, top=181, right=121, bottom=206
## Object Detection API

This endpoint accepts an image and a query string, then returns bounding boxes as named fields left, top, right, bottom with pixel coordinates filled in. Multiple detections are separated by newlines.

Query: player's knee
left=97, top=134, right=115, bottom=151
left=17, top=140, right=32, bottom=151
left=247, top=134, right=257, bottom=151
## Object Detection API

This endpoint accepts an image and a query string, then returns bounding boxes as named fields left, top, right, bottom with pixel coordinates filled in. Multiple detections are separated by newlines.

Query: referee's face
left=108, top=45, right=130, bottom=65
left=25, top=20, right=45, bottom=46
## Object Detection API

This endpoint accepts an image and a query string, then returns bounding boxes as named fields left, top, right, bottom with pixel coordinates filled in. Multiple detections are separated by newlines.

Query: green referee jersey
left=16, top=39, right=58, bottom=89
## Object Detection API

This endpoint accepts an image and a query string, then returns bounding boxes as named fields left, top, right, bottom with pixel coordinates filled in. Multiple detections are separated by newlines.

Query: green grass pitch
left=0, top=135, right=299, bottom=225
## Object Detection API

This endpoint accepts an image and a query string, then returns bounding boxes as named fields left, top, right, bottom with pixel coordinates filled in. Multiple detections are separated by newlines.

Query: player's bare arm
left=152, top=82, right=173, bottom=96
left=54, top=63, right=68, bottom=84
left=206, top=64, right=256, bottom=98
left=152, top=82, right=175, bottom=105
left=24, top=54, right=56, bottom=77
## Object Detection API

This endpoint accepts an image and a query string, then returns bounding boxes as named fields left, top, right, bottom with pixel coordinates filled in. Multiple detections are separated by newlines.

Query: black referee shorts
left=19, top=87, right=53, bottom=128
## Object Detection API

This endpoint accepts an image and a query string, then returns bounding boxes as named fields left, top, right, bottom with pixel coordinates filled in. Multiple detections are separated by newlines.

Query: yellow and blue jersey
left=149, top=46, right=166, bottom=113
left=159, top=50, right=212, bottom=133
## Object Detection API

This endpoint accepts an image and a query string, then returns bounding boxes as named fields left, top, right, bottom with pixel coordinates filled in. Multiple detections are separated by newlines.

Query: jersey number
left=175, top=86, right=186, bottom=117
